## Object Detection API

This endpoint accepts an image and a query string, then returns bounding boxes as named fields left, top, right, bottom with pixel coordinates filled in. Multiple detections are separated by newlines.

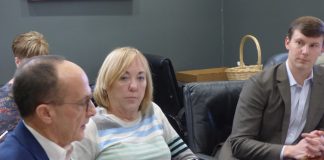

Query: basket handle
left=239, top=35, right=262, bottom=69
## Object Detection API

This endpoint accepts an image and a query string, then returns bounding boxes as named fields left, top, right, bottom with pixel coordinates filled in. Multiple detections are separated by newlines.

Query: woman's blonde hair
left=12, top=31, right=49, bottom=59
left=93, top=47, right=153, bottom=113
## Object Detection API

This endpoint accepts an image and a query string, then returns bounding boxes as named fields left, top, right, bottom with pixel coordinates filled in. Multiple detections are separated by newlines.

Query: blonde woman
left=73, top=47, right=197, bottom=160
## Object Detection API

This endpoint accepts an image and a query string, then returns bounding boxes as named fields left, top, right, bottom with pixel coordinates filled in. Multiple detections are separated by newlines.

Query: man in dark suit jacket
left=218, top=16, right=324, bottom=160
left=0, top=55, right=96, bottom=159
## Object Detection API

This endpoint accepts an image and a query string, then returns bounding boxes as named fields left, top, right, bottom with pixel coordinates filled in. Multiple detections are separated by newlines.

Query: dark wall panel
left=0, top=0, right=221, bottom=84
left=223, top=0, right=324, bottom=67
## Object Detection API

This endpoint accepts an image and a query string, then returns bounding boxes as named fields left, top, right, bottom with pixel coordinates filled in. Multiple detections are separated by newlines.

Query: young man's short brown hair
left=12, top=31, right=49, bottom=59
left=287, top=16, right=324, bottom=40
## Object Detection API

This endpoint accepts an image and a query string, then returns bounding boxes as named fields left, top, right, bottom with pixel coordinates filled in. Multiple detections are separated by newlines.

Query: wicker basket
left=225, top=34, right=263, bottom=80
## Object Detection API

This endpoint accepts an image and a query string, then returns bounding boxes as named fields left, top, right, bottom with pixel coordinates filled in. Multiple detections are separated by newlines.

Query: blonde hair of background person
left=93, top=47, right=153, bottom=113
left=72, top=47, right=197, bottom=160
left=12, top=31, right=49, bottom=67
left=0, top=31, right=49, bottom=142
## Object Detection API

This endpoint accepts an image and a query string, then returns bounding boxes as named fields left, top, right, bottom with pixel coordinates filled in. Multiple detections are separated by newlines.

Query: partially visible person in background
left=72, top=47, right=197, bottom=160
left=0, top=31, right=49, bottom=142
left=0, top=55, right=96, bottom=159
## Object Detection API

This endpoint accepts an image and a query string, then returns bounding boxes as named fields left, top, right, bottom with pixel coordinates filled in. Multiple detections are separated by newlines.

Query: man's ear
left=35, top=104, right=54, bottom=124
left=14, top=57, right=21, bottom=67
left=285, top=36, right=290, bottom=50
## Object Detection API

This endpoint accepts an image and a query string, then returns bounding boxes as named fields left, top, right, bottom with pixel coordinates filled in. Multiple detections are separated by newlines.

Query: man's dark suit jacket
left=218, top=63, right=324, bottom=160
left=0, top=121, right=49, bottom=160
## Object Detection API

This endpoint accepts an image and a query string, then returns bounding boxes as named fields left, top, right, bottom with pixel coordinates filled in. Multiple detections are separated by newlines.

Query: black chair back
left=144, top=54, right=185, bottom=137
left=184, top=81, right=245, bottom=156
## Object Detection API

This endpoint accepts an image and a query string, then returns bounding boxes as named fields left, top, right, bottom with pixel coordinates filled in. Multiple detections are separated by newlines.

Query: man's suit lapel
left=14, top=121, right=49, bottom=160
left=275, top=64, right=292, bottom=143
left=304, top=66, right=324, bottom=132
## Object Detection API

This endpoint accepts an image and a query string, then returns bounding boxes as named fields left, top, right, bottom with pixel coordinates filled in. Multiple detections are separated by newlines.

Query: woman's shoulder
left=95, top=106, right=108, bottom=115
left=91, top=106, right=130, bottom=129
left=91, top=107, right=112, bottom=125
left=144, top=102, right=166, bottom=120
left=143, top=102, right=162, bottom=114
left=151, top=102, right=162, bottom=112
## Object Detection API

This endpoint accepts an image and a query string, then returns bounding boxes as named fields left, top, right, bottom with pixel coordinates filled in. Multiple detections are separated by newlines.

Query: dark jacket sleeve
left=229, top=69, right=284, bottom=160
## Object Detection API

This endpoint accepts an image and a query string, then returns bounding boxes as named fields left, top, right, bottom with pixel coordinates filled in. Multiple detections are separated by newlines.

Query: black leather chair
left=144, top=54, right=186, bottom=139
left=264, top=52, right=324, bottom=68
left=263, top=52, right=288, bottom=70
left=183, top=80, right=245, bottom=159
left=89, top=83, right=98, bottom=106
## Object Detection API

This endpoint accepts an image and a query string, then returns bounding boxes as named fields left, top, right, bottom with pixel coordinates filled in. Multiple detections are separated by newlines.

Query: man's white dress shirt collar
left=24, top=121, right=73, bottom=160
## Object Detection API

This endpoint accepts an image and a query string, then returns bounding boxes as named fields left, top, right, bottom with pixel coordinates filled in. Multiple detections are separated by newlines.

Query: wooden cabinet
left=176, top=67, right=228, bottom=83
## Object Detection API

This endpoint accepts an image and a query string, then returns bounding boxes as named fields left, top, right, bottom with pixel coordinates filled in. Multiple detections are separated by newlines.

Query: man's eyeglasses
left=62, top=97, right=93, bottom=112
left=45, top=97, right=94, bottom=112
